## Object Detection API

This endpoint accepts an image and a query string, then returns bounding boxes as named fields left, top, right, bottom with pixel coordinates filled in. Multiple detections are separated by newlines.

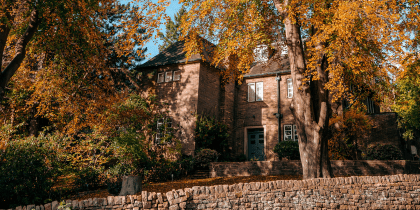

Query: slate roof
left=140, top=39, right=214, bottom=68
left=244, top=53, right=291, bottom=77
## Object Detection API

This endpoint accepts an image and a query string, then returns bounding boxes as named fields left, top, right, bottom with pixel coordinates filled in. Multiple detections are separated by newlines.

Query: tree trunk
left=0, top=8, right=39, bottom=101
left=275, top=0, right=333, bottom=179
left=119, top=175, right=142, bottom=196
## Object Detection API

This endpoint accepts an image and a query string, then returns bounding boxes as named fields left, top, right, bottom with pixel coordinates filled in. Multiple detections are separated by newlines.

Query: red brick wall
left=234, top=74, right=296, bottom=161
left=362, top=112, right=401, bottom=148
left=155, top=62, right=201, bottom=155
left=197, top=62, right=221, bottom=118
left=220, top=78, right=236, bottom=150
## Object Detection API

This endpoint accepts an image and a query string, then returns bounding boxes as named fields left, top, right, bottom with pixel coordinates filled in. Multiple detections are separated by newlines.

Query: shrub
left=194, top=149, right=219, bottom=168
left=273, top=141, right=300, bottom=160
left=106, top=176, right=122, bottom=195
left=328, top=106, right=373, bottom=160
left=174, top=154, right=195, bottom=177
left=234, top=154, right=247, bottom=162
left=0, top=138, right=60, bottom=208
left=194, top=115, right=229, bottom=154
left=74, top=167, right=104, bottom=191
left=364, top=144, right=403, bottom=160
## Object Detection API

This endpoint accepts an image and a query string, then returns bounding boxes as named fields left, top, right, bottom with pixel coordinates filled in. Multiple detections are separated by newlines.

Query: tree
left=179, top=0, right=418, bottom=179
left=102, top=3, right=148, bottom=70
left=158, top=6, right=186, bottom=52
left=393, top=58, right=420, bottom=141
left=0, top=0, right=169, bottom=134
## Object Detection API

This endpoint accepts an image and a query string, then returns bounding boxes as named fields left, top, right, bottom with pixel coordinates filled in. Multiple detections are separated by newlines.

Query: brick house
left=139, top=40, right=403, bottom=160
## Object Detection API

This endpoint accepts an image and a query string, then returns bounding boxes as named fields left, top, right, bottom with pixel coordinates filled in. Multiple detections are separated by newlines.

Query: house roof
left=244, top=53, right=290, bottom=77
left=140, top=39, right=214, bottom=68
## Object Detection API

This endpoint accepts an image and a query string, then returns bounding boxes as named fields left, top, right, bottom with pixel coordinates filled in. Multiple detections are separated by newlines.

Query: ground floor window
left=284, top=124, right=298, bottom=141
left=156, top=118, right=172, bottom=144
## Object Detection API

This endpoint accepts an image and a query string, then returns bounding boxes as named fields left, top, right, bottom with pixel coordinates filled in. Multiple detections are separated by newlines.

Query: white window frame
left=256, top=82, right=263, bottom=101
left=156, top=118, right=172, bottom=144
left=173, top=70, right=181, bottom=81
left=165, top=71, right=173, bottom=82
left=157, top=72, right=164, bottom=83
left=287, top=78, right=293, bottom=98
left=248, top=82, right=263, bottom=102
left=293, top=125, right=298, bottom=141
left=284, top=124, right=298, bottom=141
left=248, top=83, right=255, bottom=102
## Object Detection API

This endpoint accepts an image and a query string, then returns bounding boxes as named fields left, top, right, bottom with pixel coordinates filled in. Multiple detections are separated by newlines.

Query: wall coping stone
left=5, top=173, right=420, bottom=210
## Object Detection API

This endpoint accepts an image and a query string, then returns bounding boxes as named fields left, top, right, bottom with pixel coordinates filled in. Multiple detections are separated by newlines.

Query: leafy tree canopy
left=0, top=0, right=169, bottom=134
left=393, top=57, right=420, bottom=140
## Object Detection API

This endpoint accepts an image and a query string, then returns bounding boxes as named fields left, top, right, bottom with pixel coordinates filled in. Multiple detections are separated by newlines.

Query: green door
left=248, top=128, right=264, bottom=161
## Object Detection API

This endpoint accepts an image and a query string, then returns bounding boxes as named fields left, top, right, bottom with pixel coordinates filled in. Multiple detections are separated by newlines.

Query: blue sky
left=119, top=0, right=182, bottom=62
left=144, top=0, right=182, bottom=62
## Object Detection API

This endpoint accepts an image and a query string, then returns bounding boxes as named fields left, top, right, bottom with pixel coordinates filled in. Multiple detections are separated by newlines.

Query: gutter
left=140, top=57, right=203, bottom=68
left=275, top=74, right=283, bottom=144
left=243, top=70, right=291, bottom=78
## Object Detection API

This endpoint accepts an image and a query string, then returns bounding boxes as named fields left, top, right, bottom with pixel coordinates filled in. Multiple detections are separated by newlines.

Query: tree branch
left=0, top=8, right=40, bottom=101
left=0, top=4, right=14, bottom=71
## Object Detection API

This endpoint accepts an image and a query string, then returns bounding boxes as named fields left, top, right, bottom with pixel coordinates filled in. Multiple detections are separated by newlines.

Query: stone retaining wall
left=210, top=160, right=420, bottom=178
left=7, top=174, right=420, bottom=210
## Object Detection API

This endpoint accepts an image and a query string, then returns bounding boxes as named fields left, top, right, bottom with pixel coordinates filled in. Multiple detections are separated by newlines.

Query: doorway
left=247, top=128, right=265, bottom=161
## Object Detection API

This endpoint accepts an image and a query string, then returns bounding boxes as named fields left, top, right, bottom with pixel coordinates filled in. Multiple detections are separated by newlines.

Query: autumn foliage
left=328, top=105, right=373, bottom=160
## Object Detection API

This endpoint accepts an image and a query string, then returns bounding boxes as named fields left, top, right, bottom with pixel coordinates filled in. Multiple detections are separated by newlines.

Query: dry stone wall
left=210, top=160, right=420, bottom=178
left=7, top=174, right=420, bottom=210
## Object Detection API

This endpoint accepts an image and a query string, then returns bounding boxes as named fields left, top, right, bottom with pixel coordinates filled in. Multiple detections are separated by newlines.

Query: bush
left=0, top=139, right=60, bottom=208
left=74, top=167, right=104, bottom=192
left=273, top=141, right=300, bottom=160
left=194, top=115, right=229, bottom=154
left=194, top=149, right=219, bottom=168
left=364, top=144, right=403, bottom=160
left=234, top=154, right=247, bottom=162
left=106, top=176, right=122, bottom=195
left=328, top=106, right=374, bottom=160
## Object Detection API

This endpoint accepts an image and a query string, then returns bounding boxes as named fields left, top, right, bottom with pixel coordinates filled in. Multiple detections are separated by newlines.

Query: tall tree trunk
left=0, top=8, right=40, bottom=101
left=275, top=0, right=333, bottom=179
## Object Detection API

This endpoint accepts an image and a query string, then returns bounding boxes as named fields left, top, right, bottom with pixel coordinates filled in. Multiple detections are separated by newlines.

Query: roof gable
left=140, top=39, right=214, bottom=68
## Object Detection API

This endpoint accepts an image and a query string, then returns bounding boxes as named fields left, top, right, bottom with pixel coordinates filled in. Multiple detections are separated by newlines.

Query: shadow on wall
left=210, top=160, right=420, bottom=178
left=156, top=68, right=199, bottom=155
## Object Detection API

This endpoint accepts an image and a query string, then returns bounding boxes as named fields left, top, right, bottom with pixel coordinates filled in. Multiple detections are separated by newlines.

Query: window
left=173, top=70, right=181, bottom=81
left=248, top=82, right=263, bottom=102
left=284, top=124, right=298, bottom=141
left=156, top=118, right=172, bottom=144
left=165, top=71, right=173, bottom=82
left=287, top=78, right=293, bottom=98
left=293, top=125, right=298, bottom=141
left=157, top=73, right=164, bottom=83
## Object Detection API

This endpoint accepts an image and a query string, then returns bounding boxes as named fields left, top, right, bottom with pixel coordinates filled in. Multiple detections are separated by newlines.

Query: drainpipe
left=275, top=74, right=283, bottom=143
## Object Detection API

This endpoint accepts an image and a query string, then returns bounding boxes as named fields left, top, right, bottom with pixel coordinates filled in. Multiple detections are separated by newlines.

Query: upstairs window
left=157, top=70, right=181, bottom=83
left=156, top=118, right=172, bottom=144
left=287, top=78, right=293, bottom=98
left=157, top=73, right=164, bottom=83
left=165, top=71, right=173, bottom=82
left=284, top=124, right=298, bottom=141
left=248, top=82, right=263, bottom=102
left=173, top=70, right=181, bottom=81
